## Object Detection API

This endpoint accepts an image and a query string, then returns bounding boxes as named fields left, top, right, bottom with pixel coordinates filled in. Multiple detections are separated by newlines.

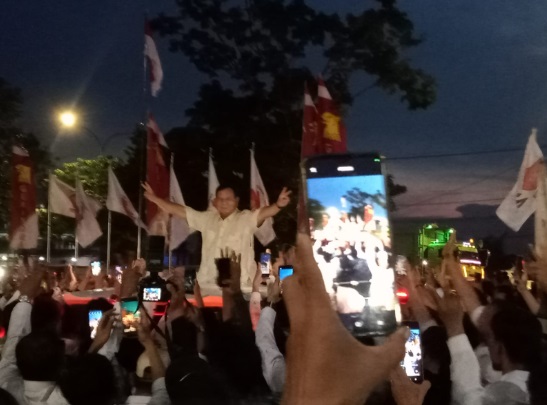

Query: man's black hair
left=491, top=306, right=542, bottom=370
left=59, top=353, right=117, bottom=405
left=16, top=331, right=65, bottom=381
left=215, top=184, right=240, bottom=199
left=31, top=293, right=63, bottom=335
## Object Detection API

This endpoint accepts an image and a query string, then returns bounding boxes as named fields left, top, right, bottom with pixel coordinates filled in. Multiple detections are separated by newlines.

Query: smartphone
left=184, top=268, right=197, bottom=294
left=305, top=153, right=398, bottom=337
left=147, top=236, right=165, bottom=272
left=120, top=299, right=140, bottom=335
left=215, top=258, right=231, bottom=287
left=260, top=252, right=271, bottom=276
left=88, top=310, right=103, bottom=339
left=400, top=322, right=423, bottom=383
left=91, top=261, right=101, bottom=276
left=142, top=287, right=162, bottom=302
left=279, top=265, right=294, bottom=281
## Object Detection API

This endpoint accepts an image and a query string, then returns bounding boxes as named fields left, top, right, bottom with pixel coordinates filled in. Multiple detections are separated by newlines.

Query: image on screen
left=88, top=310, right=102, bottom=339
left=121, top=301, right=140, bottom=333
left=401, top=328, right=422, bottom=377
left=279, top=267, right=294, bottom=280
left=307, top=174, right=396, bottom=333
left=143, top=287, right=161, bottom=302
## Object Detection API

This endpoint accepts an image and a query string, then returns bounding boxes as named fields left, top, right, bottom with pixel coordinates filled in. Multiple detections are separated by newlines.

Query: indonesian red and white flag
left=497, top=129, right=544, bottom=231
left=75, top=179, right=103, bottom=248
left=146, top=115, right=170, bottom=235
left=169, top=165, right=191, bottom=250
left=208, top=152, right=220, bottom=210
left=316, top=78, right=347, bottom=154
left=107, top=167, right=147, bottom=230
left=9, top=146, right=39, bottom=250
left=250, top=149, right=275, bottom=245
left=144, top=21, right=163, bottom=97
left=301, top=85, right=321, bottom=158
left=49, top=175, right=77, bottom=218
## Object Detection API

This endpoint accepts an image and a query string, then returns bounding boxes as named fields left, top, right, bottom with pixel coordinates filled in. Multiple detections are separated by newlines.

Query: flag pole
left=46, top=173, right=52, bottom=263
left=106, top=210, right=112, bottom=272
left=168, top=153, right=174, bottom=269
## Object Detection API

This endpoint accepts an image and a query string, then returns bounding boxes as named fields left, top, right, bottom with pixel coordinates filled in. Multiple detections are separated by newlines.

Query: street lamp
left=59, top=111, right=77, bottom=128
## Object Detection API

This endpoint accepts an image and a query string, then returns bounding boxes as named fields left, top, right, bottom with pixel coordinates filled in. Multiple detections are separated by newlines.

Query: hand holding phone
left=400, top=322, right=423, bottom=383
left=88, top=310, right=103, bottom=339
left=120, top=299, right=140, bottom=335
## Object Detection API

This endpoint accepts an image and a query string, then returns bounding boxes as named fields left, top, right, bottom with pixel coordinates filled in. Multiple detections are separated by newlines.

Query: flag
left=316, top=78, right=347, bottom=153
left=107, top=167, right=147, bottom=230
left=146, top=115, right=170, bottom=235
left=49, top=175, right=77, bottom=218
left=497, top=129, right=544, bottom=231
left=250, top=149, right=275, bottom=245
left=208, top=152, right=220, bottom=209
left=169, top=165, right=191, bottom=250
left=144, top=21, right=163, bottom=97
left=535, top=164, right=547, bottom=257
left=301, top=85, right=321, bottom=158
left=9, top=146, right=38, bottom=250
left=75, top=179, right=103, bottom=248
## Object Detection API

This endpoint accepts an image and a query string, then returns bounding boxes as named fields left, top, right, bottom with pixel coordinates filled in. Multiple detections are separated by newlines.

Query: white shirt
left=186, top=207, right=259, bottom=286
left=255, top=307, right=285, bottom=393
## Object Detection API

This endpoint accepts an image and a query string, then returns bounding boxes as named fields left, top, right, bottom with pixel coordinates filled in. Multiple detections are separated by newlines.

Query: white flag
left=251, top=149, right=276, bottom=245
left=144, top=22, right=163, bottom=97
left=49, top=174, right=77, bottom=218
left=169, top=165, right=191, bottom=250
left=106, top=167, right=147, bottom=230
left=497, top=129, right=544, bottom=231
left=208, top=153, right=220, bottom=210
left=75, top=179, right=103, bottom=248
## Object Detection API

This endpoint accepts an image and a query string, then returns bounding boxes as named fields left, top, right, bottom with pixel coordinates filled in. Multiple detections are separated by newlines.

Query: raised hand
left=390, top=366, right=431, bottom=405
left=89, top=309, right=116, bottom=353
left=141, top=182, right=157, bottom=202
left=276, top=187, right=292, bottom=208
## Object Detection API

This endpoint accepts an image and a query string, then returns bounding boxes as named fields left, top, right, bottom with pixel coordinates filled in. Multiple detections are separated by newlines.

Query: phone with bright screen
left=120, top=299, right=140, bottom=335
left=88, top=310, right=102, bottom=339
left=400, top=323, right=423, bottom=382
left=305, top=153, right=398, bottom=337
left=279, top=265, right=294, bottom=280
left=260, top=252, right=271, bottom=276
left=143, top=287, right=162, bottom=302
left=91, top=261, right=101, bottom=276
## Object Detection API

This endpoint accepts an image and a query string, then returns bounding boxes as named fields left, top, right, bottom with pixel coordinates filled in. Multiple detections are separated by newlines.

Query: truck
left=395, top=223, right=485, bottom=279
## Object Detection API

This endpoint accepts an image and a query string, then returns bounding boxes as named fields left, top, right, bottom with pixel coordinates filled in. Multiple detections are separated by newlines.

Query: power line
left=384, top=146, right=530, bottom=161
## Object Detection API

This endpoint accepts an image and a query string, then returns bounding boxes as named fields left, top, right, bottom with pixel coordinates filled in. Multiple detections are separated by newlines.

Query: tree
left=0, top=78, right=52, bottom=232
left=343, top=187, right=387, bottom=218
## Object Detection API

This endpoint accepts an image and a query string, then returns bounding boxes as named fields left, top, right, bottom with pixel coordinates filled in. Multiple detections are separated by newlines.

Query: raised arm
left=142, top=182, right=187, bottom=219
left=257, top=187, right=291, bottom=226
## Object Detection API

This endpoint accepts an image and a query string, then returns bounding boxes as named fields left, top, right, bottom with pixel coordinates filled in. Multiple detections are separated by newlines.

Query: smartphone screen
left=279, top=265, right=294, bottom=280
left=143, top=287, right=162, bottom=302
left=305, top=154, right=398, bottom=336
left=260, top=252, right=271, bottom=275
left=401, top=326, right=423, bottom=382
left=91, top=261, right=101, bottom=276
left=121, top=299, right=140, bottom=334
left=184, top=269, right=197, bottom=294
left=88, top=310, right=103, bottom=339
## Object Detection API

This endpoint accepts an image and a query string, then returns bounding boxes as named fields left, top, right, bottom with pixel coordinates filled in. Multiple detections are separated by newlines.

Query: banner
left=9, top=146, right=38, bottom=250
left=301, top=85, right=321, bottom=158
left=208, top=152, right=220, bottom=210
left=107, top=167, right=147, bottom=229
left=144, top=21, right=163, bottom=97
left=146, top=115, right=170, bottom=235
left=169, top=165, right=191, bottom=250
left=316, top=78, right=347, bottom=154
left=75, top=179, right=103, bottom=248
left=250, top=149, right=275, bottom=245
left=497, top=129, right=544, bottom=231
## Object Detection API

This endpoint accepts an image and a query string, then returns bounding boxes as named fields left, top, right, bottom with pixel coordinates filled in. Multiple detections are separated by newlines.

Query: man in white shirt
left=143, top=182, right=291, bottom=286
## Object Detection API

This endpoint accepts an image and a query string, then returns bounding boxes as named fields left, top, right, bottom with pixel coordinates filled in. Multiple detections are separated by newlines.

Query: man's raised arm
left=142, top=182, right=187, bottom=219
left=257, top=187, right=291, bottom=226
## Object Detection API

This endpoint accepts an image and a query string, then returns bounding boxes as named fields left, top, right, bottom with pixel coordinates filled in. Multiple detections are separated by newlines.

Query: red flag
left=146, top=115, right=170, bottom=235
left=9, top=146, right=38, bottom=250
left=144, top=21, right=163, bottom=97
left=301, top=85, right=321, bottom=158
left=316, top=78, right=347, bottom=153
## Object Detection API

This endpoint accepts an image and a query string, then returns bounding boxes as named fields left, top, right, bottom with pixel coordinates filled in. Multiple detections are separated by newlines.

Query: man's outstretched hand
left=276, top=187, right=292, bottom=208
left=281, top=234, right=408, bottom=405
left=141, top=182, right=157, bottom=202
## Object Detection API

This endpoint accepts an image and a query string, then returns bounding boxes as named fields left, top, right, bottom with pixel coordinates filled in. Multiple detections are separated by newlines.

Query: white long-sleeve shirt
left=447, top=334, right=529, bottom=405
left=255, top=307, right=285, bottom=393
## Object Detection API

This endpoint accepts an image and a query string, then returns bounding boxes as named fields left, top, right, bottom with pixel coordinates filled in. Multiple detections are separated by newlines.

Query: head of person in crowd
left=214, top=184, right=240, bottom=219
left=487, top=306, right=542, bottom=373
left=59, top=353, right=117, bottom=405
left=16, top=331, right=65, bottom=382
left=166, top=356, right=232, bottom=405
left=31, top=293, right=63, bottom=335
left=0, top=388, right=19, bottom=405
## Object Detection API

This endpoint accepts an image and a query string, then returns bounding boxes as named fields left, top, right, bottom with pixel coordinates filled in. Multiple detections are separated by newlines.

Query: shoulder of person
left=484, top=380, right=528, bottom=404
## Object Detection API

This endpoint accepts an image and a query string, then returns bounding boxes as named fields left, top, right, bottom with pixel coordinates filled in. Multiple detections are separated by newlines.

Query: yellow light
left=469, top=238, right=474, bottom=244
left=59, top=111, right=77, bottom=128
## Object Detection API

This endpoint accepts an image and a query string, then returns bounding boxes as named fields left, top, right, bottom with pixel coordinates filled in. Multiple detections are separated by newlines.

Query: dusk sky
left=3, top=1, right=547, bottom=225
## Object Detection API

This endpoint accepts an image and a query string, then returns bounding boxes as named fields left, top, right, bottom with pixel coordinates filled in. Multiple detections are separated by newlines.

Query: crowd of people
left=1, top=184, right=547, bottom=404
